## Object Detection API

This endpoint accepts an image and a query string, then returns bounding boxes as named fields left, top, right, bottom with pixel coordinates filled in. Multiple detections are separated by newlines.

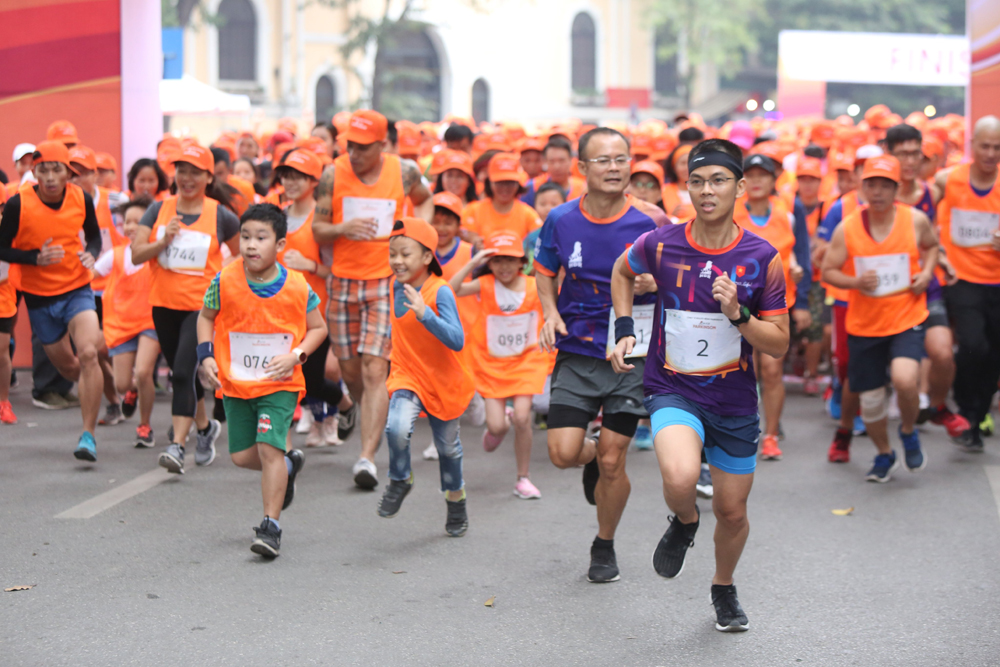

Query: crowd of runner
left=1, top=104, right=998, bottom=633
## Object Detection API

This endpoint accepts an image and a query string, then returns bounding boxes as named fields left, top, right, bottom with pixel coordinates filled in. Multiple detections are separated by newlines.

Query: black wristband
left=614, top=316, right=635, bottom=343
left=196, top=342, right=214, bottom=365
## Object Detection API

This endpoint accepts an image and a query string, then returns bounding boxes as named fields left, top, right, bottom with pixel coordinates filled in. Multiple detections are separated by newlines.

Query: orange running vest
left=148, top=197, right=223, bottom=311
left=937, top=164, right=1000, bottom=285
left=101, top=246, right=155, bottom=350
left=13, top=183, right=92, bottom=296
left=277, top=209, right=328, bottom=315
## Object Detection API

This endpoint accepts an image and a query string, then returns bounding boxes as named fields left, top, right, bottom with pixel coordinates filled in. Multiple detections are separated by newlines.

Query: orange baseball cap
left=631, top=131, right=655, bottom=156
left=672, top=144, right=693, bottom=169
left=485, top=132, right=511, bottom=152
left=432, top=191, right=464, bottom=220
left=750, top=141, right=783, bottom=163
left=47, top=120, right=79, bottom=146
left=488, top=152, right=527, bottom=185
left=297, top=136, right=329, bottom=156
left=33, top=140, right=70, bottom=166
left=484, top=230, right=525, bottom=258
left=67, top=145, right=97, bottom=173
left=864, top=104, right=893, bottom=130
left=278, top=149, right=323, bottom=180
left=391, top=217, right=442, bottom=275
left=861, top=155, right=901, bottom=184
left=396, top=121, right=422, bottom=156
left=172, top=144, right=214, bottom=172
left=430, top=149, right=476, bottom=180
left=344, top=110, right=388, bottom=145
left=922, top=136, right=945, bottom=160
left=95, top=152, right=117, bottom=172
left=518, top=136, right=546, bottom=154
left=649, top=134, right=678, bottom=162
left=809, top=121, right=836, bottom=148
left=796, top=156, right=823, bottom=179
left=829, top=149, right=856, bottom=172
left=276, top=118, right=299, bottom=137
left=632, top=160, right=664, bottom=186
left=273, top=142, right=296, bottom=167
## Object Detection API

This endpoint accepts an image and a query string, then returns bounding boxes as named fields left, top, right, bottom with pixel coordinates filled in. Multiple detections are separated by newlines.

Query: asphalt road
left=2, top=380, right=999, bottom=666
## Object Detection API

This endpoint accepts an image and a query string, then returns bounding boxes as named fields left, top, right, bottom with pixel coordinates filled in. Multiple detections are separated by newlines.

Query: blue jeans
left=385, top=389, right=463, bottom=492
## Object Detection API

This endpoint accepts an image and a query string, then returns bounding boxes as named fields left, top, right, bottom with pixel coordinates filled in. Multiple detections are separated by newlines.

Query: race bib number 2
left=606, top=304, right=655, bottom=358
left=229, top=332, right=293, bottom=382
left=661, top=311, right=742, bottom=376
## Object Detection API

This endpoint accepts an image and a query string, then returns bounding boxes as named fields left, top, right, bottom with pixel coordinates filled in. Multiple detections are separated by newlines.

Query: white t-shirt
left=93, top=245, right=143, bottom=278
left=494, top=280, right=526, bottom=313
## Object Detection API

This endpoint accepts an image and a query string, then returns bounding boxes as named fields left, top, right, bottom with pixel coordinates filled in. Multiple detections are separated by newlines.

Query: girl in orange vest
left=379, top=217, right=475, bottom=537
left=461, top=153, right=541, bottom=249
left=273, top=149, right=356, bottom=448
left=449, top=232, right=548, bottom=499
left=127, top=158, right=171, bottom=202
left=197, top=203, right=329, bottom=558
left=735, top=154, right=810, bottom=462
left=131, top=144, right=241, bottom=474
left=430, top=149, right=479, bottom=205
left=93, top=196, right=161, bottom=447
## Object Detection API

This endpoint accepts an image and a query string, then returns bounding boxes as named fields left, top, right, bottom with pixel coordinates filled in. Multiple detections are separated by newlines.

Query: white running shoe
left=322, top=415, right=341, bottom=446
left=422, top=443, right=439, bottom=460
left=296, top=406, right=314, bottom=434
left=305, top=421, right=325, bottom=447
left=352, top=458, right=378, bottom=489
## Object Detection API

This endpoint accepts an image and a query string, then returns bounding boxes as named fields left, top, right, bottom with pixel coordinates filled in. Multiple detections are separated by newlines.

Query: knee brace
left=860, top=387, right=888, bottom=423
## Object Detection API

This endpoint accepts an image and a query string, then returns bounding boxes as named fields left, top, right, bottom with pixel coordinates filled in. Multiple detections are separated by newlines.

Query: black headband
left=688, top=151, right=743, bottom=181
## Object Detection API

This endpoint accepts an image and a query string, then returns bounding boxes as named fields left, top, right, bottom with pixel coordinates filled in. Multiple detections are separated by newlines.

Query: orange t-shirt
left=278, top=208, right=328, bottom=315
left=330, top=153, right=404, bottom=281
left=0, top=261, right=15, bottom=318
left=437, top=239, right=480, bottom=332
left=661, top=183, right=695, bottom=221
left=461, top=199, right=540, bottom=245
left=842, top=205, right=927, bottom=337
left=470, top=274, right=548, bottom=399
left=148, top=197, right=224, bottom=312
left=13, top=183, right=92, bottom=296
left=734, top=196, right=797, bottom=309
left=213, top=259, right=309, bottom=400
left=100, top=246, right=155, bottom=350
left=386, top=275, right=475, bottom=421
left=937, top=164, right=1000, bottom=285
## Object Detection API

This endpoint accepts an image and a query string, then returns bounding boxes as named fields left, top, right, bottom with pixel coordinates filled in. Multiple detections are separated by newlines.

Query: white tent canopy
left=160, top=75, right=251, bottom=116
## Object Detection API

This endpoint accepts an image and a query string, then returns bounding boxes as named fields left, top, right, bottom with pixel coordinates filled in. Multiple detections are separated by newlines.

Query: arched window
left=654, top=26, right=679, bottom=97
left=218, top=0, right=256, bottom=81
left=571, top=13, right=596, bottom=93
left=374, top=28, right=441, bottom=122
left=315, top=75, right=336, bottom=123
left=471, top=78, right=490, bottom=124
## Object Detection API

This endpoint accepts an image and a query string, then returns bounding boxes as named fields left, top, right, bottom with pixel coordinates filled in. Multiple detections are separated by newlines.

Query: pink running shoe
left=513, top=477, right=541, bottom=499
left=483, top=407, right=513, bottom=452
left=0, top=400, right=17, bottom=424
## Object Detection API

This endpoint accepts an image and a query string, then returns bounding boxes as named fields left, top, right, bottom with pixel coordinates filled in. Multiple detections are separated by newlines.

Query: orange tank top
left=437, top=240, right=480, bottom=330
left=734, top=196, right=797, bottom=308
left=277, top=208, right=328, bottom=315
left=461, top=199, right=540, bottom=245
left=386, top=275, right=475, bottom=421
left=214, top=259, right=309, bottom=400
left=331, top=153, right=404, bottom=280
left=13, top=183, right=92, bottom=296
left=101, top=246, right=155, bottom=350
left=937, top=164, right=1000, bottom=285
left=843, top=205, right=927, bottom=337
left=661, top=182, right=695, bottom=221
left=148, top=197, right=223, bottom=311
left=0, top=261, right=15, bottom=318
left=91, top=187, right=128, bottom=293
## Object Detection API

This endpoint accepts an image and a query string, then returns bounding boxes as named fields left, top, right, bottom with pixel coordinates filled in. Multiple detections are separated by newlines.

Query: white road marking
left=55, top=468, right=174, bottom=519
left=985, top=466, right=1000, bottom=525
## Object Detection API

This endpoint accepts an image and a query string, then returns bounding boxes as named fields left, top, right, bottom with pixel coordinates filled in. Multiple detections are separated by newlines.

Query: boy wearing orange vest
left=197, top=203, right=329, bottom=558
left=822, top=156, right=939, bottom=483
left=378, top=217, right=475, bottom=537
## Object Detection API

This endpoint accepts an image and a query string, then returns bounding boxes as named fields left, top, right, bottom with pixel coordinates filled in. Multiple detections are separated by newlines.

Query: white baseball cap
left=13, top=143, right=36, bottom=162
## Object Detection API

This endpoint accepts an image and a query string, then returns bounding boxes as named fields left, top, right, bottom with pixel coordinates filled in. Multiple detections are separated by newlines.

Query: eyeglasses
left=630, top=181, right=660, bottom=189
left=584, top=156, right=631, bottom=167
left=687, top=176, right=736, bottom=190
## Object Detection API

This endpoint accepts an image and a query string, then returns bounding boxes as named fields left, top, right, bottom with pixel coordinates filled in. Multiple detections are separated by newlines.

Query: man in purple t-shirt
left=610, top=139, right=790, bottom=633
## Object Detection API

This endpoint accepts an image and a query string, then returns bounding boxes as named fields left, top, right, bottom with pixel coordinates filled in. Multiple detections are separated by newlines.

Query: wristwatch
left=728, top=305, right=751, bottom=327
left=292, top=347, right=307, bottom=364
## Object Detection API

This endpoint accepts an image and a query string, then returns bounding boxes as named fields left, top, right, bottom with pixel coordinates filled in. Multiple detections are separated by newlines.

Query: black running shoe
left=587, top=539, right=620, bottom=583
left=953, top=427, right=985, bottom=453
left=338, top=401, right=359, bottom=442
left=121, top=390, right=138, bottom=419
left=445, top=498, right=468, bottom=537
left=582, top=457, right=599, bottom=506
left=250, top=518, right=281, bottom=558
left=283, top=449, right=305, bottom=510
left=378, top=479, right=412, bottom=518
left=711, top=584, right=749, bottom=632
left=652, top=507, right=699, bottom=579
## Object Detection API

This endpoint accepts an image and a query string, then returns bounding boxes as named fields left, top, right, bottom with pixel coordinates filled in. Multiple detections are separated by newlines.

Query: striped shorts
left=327, top=275, right=392, bottom=360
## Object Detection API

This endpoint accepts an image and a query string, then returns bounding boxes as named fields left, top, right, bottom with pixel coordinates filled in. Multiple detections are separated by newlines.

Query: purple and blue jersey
left=627, top=222, right=788, bottom=416
left=534, top=196, right=659, bottom=359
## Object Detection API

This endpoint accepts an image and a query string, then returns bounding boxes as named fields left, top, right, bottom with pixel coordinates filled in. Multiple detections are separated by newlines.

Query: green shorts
left=222, top=391, right=299, bottom=454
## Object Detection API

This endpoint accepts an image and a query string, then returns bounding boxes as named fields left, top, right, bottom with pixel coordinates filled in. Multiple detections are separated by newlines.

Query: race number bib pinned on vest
left=951, top=209, right=1000, bottom=248
left=342, top=197, right=398, bottom=239
left=606, top=304, right=655, bottom=358
left=0, top=261, right=8, bottom=283
left=487, top=312, right=538, bottom=358
left=662, top=311, right=742, bottom=376
left=853, top=253, right=911, bottom=297
left=229, top=332, right=293, bottom=382
left=156, top=227, right=212, bottom=274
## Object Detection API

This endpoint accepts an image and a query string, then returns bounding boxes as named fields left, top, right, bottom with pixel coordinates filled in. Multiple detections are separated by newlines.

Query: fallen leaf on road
left=5, top=585, right=35, bottom=592
left=484, top=595, right=495, bottom=607
left=392, top=571, right=406, bottom=575
left=832, top=507, right=854, bottom=516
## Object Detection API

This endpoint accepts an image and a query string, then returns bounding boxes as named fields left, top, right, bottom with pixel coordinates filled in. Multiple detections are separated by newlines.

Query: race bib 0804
left=951, top=209, right=999, bottom=248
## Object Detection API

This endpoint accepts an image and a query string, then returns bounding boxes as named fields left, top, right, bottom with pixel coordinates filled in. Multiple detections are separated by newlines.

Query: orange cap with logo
left=861, top=155, right=901, bottom=184
left=430, top=149, right=476, bottom=180
left=828, top=149, right=856, bottom=172
left=33, top=140, right=71, bottom=166
left=279, top=149, right=323, bottom=180
left=172, top=144, right=214, bottom=172
left=488, top=152, right=527, bottom=185
left=67, top=145, right=97, bottom=173
left=518, top=136, right=546, bottom=154
left=391, top=217, right=442, bottom=275
left=47, top=120, right=79, bottom=146
left=95, top=152, right=117, bottom=172
left=750, top=141, right=783, bottom=163
left=485, top=132, right=511, bottom=152
left=396, top=121, right=422, bottom=156
left=809, top=121, right=836, bottom=148
left=864, top=104, right=893, bottom=130
left=344, top=110, right=388, bottom=145
left=796, top=156, right=823, bottom=179
left=632, top=160, right=665, bottom=186
left=650, top=134, right=678, bottom=162
left=432, top=191, right=464, bottom=220
left=631, top=131, right=655, bottom=156
left=297, top=136, right=329, bottom=156
left=922, top=136, right=944, bottom=160
left=484, top=230, right=525, bottom=258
